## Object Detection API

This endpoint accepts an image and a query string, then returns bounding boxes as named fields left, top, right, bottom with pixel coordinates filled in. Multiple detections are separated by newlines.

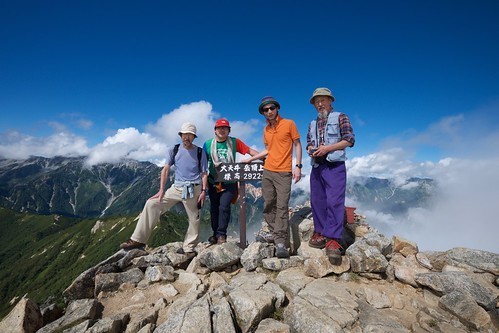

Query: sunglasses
left=262, top=105, right=277, bottom=113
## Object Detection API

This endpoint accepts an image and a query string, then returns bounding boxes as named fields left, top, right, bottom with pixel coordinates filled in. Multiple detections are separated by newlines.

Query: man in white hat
left=306, top=87, right=355, bottom=265
left=120, top=122, right=208, bottom=259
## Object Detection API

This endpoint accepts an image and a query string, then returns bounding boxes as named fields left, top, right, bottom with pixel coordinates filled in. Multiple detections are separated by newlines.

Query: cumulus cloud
left=342, top=154, right=499, bottom=253
left=85, top=128, right=168, bottom=165
left=146, top=101, right=216, bottom=145
left=345, top=108, right=499, bottom=252
left=399, top=157, right=499, bottom=253
left=1, top=101, right=263, bottom=165
left=0, top=130, right=89, bottom=159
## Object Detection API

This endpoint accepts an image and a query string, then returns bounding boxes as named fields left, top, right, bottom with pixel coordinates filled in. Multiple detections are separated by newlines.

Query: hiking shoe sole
left=120, top=240, right=145, bottom=250
left=308, top=239, right=327, bottom=249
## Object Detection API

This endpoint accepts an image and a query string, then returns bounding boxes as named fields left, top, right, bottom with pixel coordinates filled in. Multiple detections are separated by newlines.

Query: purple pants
left=310, top=162, right=346, bottom=239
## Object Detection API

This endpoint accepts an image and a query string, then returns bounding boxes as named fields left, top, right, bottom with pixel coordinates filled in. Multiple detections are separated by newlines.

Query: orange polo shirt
left=263, top=115, right=300, bottom=172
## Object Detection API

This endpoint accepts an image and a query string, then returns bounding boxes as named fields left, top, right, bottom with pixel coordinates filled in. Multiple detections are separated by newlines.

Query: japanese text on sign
left=214, top=163, right=264, bottom=182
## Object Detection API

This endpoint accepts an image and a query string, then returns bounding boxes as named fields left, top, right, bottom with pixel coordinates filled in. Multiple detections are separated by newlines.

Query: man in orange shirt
left=244, top=96, right=302, bottom=258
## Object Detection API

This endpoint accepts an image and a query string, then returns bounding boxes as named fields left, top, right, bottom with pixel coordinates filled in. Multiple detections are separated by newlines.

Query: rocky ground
left=1, top=207, right=498, bottom=333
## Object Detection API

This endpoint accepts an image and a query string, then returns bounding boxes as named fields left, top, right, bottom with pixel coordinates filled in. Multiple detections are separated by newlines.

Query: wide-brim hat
left=178, top=122, right=197, bottom=137
left=309, top=87, right=335, bottom=104
left=258, top=96, right=281, bottom=114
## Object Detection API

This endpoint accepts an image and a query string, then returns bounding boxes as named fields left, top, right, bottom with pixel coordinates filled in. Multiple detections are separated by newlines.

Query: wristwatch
left=295, top=164, right=303, bottom=169
left=202, top=188, right=208, bottom=193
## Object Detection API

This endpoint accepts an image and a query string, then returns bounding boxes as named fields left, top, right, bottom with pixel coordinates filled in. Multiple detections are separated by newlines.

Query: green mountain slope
left=0, top=207, right=189, bottom=319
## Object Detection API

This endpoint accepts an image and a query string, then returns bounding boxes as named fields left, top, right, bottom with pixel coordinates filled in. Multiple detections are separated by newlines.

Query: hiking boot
left=275, top=243, right=290, bottom=259
left=308, top=232, right=327, bottom=249
left=120, top=239, right=145, bottom=250
left=325, top=239, right=343, bottom=265
left=255, top=230, right=274, bottom=243
left=217, top=235, right=226, bottom=244
left=208, top=236, right=217, bottom=245
left=176, top=248, right=196, bottom=259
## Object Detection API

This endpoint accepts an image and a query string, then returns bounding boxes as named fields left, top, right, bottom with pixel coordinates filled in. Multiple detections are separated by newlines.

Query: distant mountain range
left=0, top=156, right=160, bottom=217
left=0, top=156, right=436, bottom=219
left=0, top=156, right=437, bottom=319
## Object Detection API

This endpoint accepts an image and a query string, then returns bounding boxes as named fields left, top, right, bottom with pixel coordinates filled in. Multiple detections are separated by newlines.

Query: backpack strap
left=173, top=143, right=202, bottom=172
left=197, top=147, right=202, bottom=173
left=173, top=144, right=180, bottom=164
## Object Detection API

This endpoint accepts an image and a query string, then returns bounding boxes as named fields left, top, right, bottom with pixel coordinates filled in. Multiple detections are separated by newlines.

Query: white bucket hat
left=178, top=122, right=197, bottom=137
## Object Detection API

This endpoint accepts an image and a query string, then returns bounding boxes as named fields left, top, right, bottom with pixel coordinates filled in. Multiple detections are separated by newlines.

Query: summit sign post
left=214, top=162, right=264, bottom=248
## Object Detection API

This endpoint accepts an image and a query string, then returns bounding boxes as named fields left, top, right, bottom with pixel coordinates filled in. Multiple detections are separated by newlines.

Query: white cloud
left=77, top=119, right=93, bottom=130
left=347, top=148, right=425, bottom=183
left=146, top=101, right=217, bottom=145
left=346, top=154, right=499, bottom=253
left=0, top=130, right=89, bottom=159
left=1, top=101, right=263, bottom=165
left=85, top=128, right=168, bottom=165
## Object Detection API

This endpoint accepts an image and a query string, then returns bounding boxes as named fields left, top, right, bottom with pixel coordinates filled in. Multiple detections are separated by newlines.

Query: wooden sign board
left=214, top=162, right=264, bottom=182
left=213, top=162, right=264, bottom=249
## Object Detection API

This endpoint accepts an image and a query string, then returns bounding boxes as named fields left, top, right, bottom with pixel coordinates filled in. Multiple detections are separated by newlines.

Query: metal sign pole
left=239, top=181, right=246, bottom=249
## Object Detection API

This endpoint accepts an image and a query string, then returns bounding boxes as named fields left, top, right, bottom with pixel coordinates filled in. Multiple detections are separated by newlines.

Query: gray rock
left=199, top=242, right=243, bottom=271
left=63, top=251, right=128, bottom=301
left=87, top=313, right=129, bottom=333
left=356, top=287, right=392, bottom=309
left=446, top=247, right=499, bottom=275
left=392, top=235, right=418, bottom=257
left=439, top=290, right=492, bottom=331
left=390, top=253, right=430, bottom=287
left=363, top=232, right=392, bottom=255
left=275, top=267, right=314, bottom=297
left=415, top=271, right=499, bottom=310
left=357, top=301, right=410, bottom=333
left=154, top=291, right=202, bottom=333
left=226, top=272, right=280, bottom=333
left=124, top=305, right=158, bottom=333
left=346, top=239, right=389, bottom=273
left=415, top=252, right=433, bottom=270
left=0, top=297, right=42, bottom=333
left=262, top=257, right=291, bottom=271
left=94, top=267, right=144, bottom=296
left=240, top=241, right=274, bottom=271
left=284, top=296, right=342, bottom=332
left=144, top=265, right=175, bottom=283
left=255, top=318, right=291, bottom=333
left=210, top=292, right=237, bottom=333
left=40, top=303, right=63, bottom=326
left=116, top=248, right=148, bottom=270
left=37, top=299, right=100, bottom=333
left=62, top=319, right=91, bottom=333
left=285, top=279, right=358, bottom=331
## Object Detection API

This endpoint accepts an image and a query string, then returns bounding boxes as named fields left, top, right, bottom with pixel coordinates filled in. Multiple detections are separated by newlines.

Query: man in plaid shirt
left=306, top=87, right=355, bottom=265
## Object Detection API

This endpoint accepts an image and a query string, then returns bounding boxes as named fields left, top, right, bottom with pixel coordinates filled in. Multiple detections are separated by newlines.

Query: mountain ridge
left=0, top=156, right=436, bottom=219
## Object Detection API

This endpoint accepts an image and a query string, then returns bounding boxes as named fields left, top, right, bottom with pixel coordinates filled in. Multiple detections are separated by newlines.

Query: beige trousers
left=131, top=185, right=201, bottom=252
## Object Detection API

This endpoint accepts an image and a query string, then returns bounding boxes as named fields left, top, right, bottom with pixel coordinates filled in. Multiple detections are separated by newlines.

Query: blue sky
left=1, top=1, right=498, bottom=252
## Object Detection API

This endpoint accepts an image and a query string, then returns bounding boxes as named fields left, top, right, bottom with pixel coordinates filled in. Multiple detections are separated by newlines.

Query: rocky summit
left=1, top=207, right=498, bottom=333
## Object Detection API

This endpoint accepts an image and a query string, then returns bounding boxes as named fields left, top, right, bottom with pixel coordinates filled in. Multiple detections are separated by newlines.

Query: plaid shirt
left=307, top=112, right=355, bottom=148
